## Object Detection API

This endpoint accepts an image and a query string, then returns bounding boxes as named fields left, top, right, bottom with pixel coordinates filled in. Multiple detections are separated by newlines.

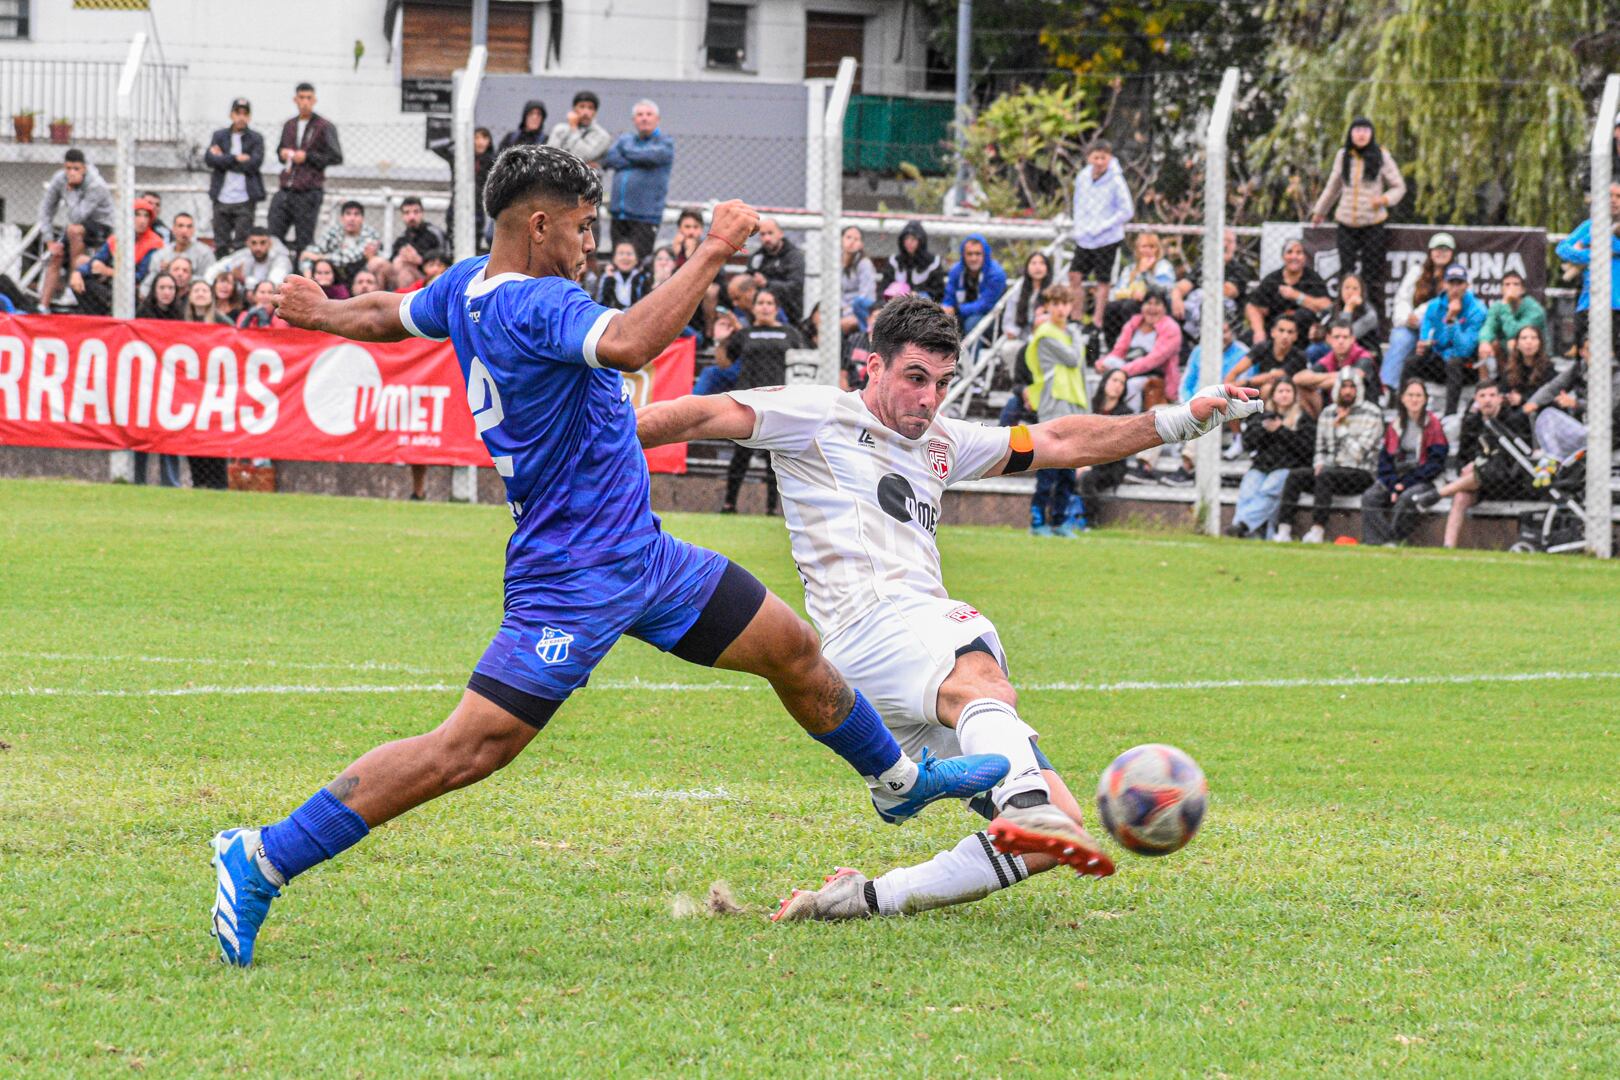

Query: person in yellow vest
left=1024, top=285, right=1089, bottom=536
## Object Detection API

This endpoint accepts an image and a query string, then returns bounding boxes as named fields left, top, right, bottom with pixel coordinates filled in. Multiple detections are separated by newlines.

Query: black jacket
left=1456, top=408, right=1532, bottom=466
left=726, top=323, right=808, bottom=389
left=746, top=239, right=807, bottom=322
left=391, top=222, right=448, bottom=260
left=1244, top=412, right=1317, bottom=472
left=499, top=100, right=549, bottom=151
left=205, top=126, right=266, bottom=203
left=595, top=267, right=651, bottom=311
left=882, top=220, right=946, bottom=301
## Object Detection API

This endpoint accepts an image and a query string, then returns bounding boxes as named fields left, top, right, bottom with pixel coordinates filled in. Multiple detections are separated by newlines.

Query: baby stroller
left=1506, top=443, right=1588, bottom=555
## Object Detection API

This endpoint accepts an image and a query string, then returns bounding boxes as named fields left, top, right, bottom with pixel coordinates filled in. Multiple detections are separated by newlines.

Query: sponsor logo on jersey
left=945, top=604, right=980, bottom=623
left=535, top=626, right=575, bottom=665
left=857, top=429, right=875, bottom=447
left=926, top=439, right=950, bottom=480
left=876, top=473, right=939, bottom=535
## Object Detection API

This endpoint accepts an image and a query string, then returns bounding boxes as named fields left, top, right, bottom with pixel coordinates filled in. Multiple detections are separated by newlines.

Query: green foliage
left=960, top=82, right=1099, bottom=217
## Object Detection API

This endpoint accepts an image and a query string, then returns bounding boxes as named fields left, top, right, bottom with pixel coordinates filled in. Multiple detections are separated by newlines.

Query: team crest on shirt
left=926, top=439, right=950, bottom=480
left=535, top=626, right=575, bottom=665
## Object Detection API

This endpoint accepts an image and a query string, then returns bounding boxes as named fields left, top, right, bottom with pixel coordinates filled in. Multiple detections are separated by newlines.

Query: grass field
left=4, top=477, right=1620, bottom=1078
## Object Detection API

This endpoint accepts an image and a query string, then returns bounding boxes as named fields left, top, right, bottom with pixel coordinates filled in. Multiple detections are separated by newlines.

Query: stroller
left=1488, top=426, right=1589, bottom=554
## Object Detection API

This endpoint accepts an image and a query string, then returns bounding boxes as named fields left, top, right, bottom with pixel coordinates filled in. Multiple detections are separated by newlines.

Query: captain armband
left=1004, top=424, right=1035, bottom=474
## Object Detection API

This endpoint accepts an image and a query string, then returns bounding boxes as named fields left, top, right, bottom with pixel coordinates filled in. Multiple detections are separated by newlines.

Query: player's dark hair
left=871, top=293, right=961, bottom=363
left=401, top=195, right=423, bottom=210
left=483, top=144, right=603, bottom=219
left=340, top=200, right=364, bottom=215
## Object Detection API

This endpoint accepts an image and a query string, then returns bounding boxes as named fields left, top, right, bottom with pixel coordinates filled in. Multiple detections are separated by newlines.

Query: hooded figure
left=884, top=220, right=945, bottom=301
left=1315, top=367, right=1386, bottom=473
left=499, top=100, right=549, bottom=151
left=943, top=232, right=1006, bottom=330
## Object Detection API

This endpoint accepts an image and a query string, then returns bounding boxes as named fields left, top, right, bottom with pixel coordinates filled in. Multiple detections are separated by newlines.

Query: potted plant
left=49, top=117, right=72, bottom=144
left=12, top=110, right=37, bottom=143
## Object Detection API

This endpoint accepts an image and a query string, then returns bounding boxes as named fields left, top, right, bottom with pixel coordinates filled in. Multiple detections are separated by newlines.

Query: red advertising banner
left=0, top=314, right=692, bottom=473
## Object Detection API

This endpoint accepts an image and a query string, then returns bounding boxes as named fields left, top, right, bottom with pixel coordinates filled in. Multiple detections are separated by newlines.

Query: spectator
left=942, top=233, right=1006, bottom=332
left=163, top=256, right=195, bottom=303
left=1227, top=313, right=1306, bottom=397
left=207, top=227, right=292, bottom=289
left=499, top=100, right=549, bottom=152
left=1304, top=272, right=1380, bottom=365
left=1245, top=239, right=1331, bottom=348
left=137, top=272, right=182, bottom=320
left=882, top=220, right=946, bottom=301
left=1555, top=181, right=1620, bottom=351
left=1310, top=118, right=1406, bottom=318
left=694, top=309, right=744, bottom=396
left=549, top=90, right=611, bottom=164
left=1097, top=286, right=1182, bottom=410
left=1525, top=339, right=1620, bottom=467
left=146, top=212, right=215, bottom=297
left=1172, top=228, right=1254, bottom=348
left=596, top=240, right=651, bottom=310
left=1181, top=307, right=1250, bottom=403
left=746, top=219, right=806, bottom=323
left=140, top=192, right=172, bottom=243
left=268, top=83, right=343, bottom=260
left=667, top=208, right=706, bottom=268
left=37, top=148, right=115, bottom=311
left=718, top=289, right=807, bottom=514
left=1362, top=378, right=1448, bottom=546
left=417, top=250, right=449, bottom=286
left=839, top=226, right=877, bottom=336
left=1477, top=270, right=1546, bottom=377
left=1275, top=367, right=1383, bottom=542
left=1102, top=231, right=1176, bottom=346
left=212, top=274, right=244, bottom=321
left=310, top=258, right=349, bottom=300
left=369, top=196, right=447, bottom=290
left=1427, top=381, right=1534, bottom=548
left=649, top=247, right=679, bottom=290
left=305, top=200, right=380, bottom=283
left=1500, top=324, right=1555, bottom=409
left=429, top=125, right=494, bottom=253
left=72, top=198, right=164, bottom=315
left=1228, top=377, right=1316, bottom=539
left=182, top=278, right=233, bottom=326
left=1413, top=264, right=1485, bottom=415
left=600, top=99, right=674, bottom=260
left=723, top=273, right=758, bottom=326
left=205, top=98, right=265, bottom=256
left=996, top=251, right=1053, bottom=384
left=1024, top=285, right=1088, bottom=536
left=1384, top=232, right=1456, bottom=397
left=1077, top=367, right=1134, bottom=526
left=348, top=269, right=381, bottom=296
left=1293, top=317, right=1376, bottom=408
left=236, top=279, right=288, bottom=329
left=1068, top=139, right=1134, bottom=329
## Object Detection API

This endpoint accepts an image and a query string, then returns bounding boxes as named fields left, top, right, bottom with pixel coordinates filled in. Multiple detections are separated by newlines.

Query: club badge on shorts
left=945, top=604, right=980, bottom=623
left=535, top=626, right=575, bottom=664
left=926, top=439, right=950, bottom=480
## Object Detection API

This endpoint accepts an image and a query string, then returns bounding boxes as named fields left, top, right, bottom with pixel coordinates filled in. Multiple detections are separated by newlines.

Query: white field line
left=4, top=651, right=447, bottom=675
left=4, top=670, right=1619, bottom=699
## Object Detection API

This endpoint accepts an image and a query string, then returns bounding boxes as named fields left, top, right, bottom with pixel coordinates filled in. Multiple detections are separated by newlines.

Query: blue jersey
left=399, top=256, right=660, bottom=579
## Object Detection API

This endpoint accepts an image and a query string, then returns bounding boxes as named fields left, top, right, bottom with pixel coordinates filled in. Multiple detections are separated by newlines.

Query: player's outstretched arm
left=1001, top=384, right=1261, bottom=474
left=594, top=200, right=759, bottom=372
left=275, top=273, right=410, bottom=342
left=636, top=395, right=756, bottom=448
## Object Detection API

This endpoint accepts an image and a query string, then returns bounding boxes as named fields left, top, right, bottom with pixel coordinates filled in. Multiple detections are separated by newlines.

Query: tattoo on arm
left=325, top=774, right=360, bottom=803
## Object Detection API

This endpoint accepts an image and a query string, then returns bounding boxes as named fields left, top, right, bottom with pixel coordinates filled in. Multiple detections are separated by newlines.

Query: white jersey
left=727, top=385, right=1011, bottom=638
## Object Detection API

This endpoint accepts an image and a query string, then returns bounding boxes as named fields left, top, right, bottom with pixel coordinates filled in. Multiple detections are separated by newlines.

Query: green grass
left=3, top=477, right=1620, bottom=1078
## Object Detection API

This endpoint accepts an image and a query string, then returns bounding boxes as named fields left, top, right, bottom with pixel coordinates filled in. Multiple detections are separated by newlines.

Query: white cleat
left=770, top=867, right=873, bottom=922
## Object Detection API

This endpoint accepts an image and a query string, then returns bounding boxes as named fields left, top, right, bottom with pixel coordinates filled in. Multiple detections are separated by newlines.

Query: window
left=0, top=0, right=29, bottom=39
left=401, top=0, right=532, bottom=78
left=704, top=3, right=749, bottom=70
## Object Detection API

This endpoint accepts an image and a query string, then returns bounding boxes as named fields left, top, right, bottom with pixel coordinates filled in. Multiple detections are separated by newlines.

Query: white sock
left=955, top=698, right=1049, bottom=809
left=871, top=831, right=1028, bottom=916
left=873, top=755, right=920, bottom=796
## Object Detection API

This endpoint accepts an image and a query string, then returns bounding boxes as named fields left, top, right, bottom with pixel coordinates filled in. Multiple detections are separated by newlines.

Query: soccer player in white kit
left=637, top=294, right=1258, bottom=919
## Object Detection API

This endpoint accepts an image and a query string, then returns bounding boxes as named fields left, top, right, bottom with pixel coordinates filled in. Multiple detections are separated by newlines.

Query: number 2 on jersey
left=466, top=356, right=515, bottom=478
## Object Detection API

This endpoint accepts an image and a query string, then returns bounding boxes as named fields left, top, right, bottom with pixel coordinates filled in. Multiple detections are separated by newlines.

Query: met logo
left=534, top=626, right=575, bottom=665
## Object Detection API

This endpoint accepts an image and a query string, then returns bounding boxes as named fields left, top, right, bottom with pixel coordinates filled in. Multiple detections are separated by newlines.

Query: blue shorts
left=470, top=531, right=764, bottom=725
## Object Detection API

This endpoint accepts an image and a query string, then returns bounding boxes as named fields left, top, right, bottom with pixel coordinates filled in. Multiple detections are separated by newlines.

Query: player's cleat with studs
left=771, top=867, right=872, bottom=922
left=987, top=801, right=1115, bottom=877
left=210, top=828, right=282, bottom=967
left=871, top=748, right=1009, bottom=825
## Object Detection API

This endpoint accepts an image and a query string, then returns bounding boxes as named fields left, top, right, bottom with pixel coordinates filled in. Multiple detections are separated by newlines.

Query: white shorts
left=821, top=593, right=1012, bottom=761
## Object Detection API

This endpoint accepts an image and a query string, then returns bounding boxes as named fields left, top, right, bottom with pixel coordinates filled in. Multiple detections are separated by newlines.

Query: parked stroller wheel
left=1508, top=541, right=1536, bottom=555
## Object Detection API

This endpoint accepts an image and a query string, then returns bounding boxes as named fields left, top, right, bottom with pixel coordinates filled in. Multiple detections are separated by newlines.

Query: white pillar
left=1586, top=74, right=1618, bottom=557
left=109, top=33, right=147, bottom=484
left=1194, top=68, right=1240, bottom=536
left=818, top=58, right=858, bottom=385
left=451, top=45, right=487, bottom=504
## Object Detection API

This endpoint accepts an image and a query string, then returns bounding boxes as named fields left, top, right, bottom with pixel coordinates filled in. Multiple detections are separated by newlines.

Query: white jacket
left=1070, top=159, right=1134, bottom=248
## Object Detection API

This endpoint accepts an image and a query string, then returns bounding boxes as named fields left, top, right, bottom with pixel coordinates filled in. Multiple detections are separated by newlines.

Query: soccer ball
left=1095, top=744, right=1208, bottom=856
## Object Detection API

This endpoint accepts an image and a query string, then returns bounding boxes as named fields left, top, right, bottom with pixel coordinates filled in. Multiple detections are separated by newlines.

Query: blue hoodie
left=1418, top=289, right=1486, bottom=361
left=600, top=128, right=675, bottom=224
left=944, top=233, right=1007, bottom=329
left=1556, top=219, right=1620, bottom=312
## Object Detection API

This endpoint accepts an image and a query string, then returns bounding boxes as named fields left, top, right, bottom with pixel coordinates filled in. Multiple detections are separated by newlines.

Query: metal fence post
left=1586, top=75, right=1618, bottom=558
left=819, top=57, right=857, bottom=386
left=108, top=32, right=147, bottom=485
left=1195, top=68, right=1240, bottom=536
left=450, top=45, right=487, bottom=505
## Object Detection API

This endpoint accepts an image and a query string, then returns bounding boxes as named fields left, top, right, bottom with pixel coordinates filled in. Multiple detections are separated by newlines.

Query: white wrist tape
left=1153, top=385, right=1263, bottom=444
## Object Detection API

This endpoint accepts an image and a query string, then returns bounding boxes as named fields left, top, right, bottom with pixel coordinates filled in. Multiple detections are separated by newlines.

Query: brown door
left=402, top=0, right=533, bottom=78
left=805, top=11, right=865, bottom=91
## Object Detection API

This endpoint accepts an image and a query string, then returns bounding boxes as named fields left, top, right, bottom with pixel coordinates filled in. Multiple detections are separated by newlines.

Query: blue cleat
left=871, top=748, right=1010, bottom=824
left=210, top=828, right=281, bottom=967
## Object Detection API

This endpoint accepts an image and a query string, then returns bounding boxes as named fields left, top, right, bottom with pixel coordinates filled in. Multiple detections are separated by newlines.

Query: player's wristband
left=707, top=233, right=744, bottom=255
left=1004, top=424, right=1035, bottom=474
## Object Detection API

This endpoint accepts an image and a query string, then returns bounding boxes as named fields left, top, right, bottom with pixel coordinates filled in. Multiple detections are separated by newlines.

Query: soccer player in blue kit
left=206, top=145, right=1009, bottom=966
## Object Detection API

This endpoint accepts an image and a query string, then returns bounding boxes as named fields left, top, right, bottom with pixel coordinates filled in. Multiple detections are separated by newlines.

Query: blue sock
left=259, top=788, right=370, bottom=882
left=812, top=691, right=903, bottom=778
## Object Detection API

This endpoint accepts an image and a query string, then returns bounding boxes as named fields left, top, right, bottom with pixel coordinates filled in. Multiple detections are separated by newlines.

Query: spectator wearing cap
left=1097, top=286, right=1182, bottom=410
left=600, top=100, right=675, bottom=260
left=1414, top=263, right=1486, bottom=415
left=305, top=200, right=380, bottom=284
left=70, top=197, right=164, bottom=315
left=1310, top=118, right=1406, bottom=319
left=1384, top=232, right=1457, bottom=398
left=37, top=148, right=115, bottom=311
left=549, top=91, right=612, bottom=165
left=369, top=196, right=446, bottom=290
left=268, top=82, right=343, bottom=261
left=206, top=98, right=265, bottom=256
left=1476, top=270, right=1546, bottom=377
left=1180, top=304, right=1249, bottom=402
